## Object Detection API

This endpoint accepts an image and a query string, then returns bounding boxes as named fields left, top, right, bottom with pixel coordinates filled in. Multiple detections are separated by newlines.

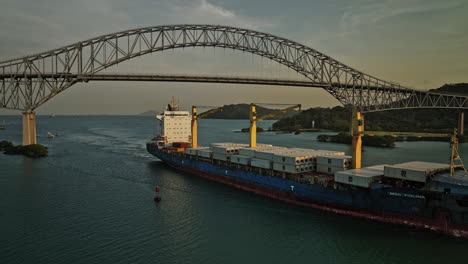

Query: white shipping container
left=272, top=154, right=315, bottom=165
left=250, top=158, right=272, bottom=169
left=272, top=150, right=345, bottom=165
left=185, top=147, right=209, bottom=156
left=317, top=164, right=348, bottom=175
left=273, top=162, right=315, bottom=174
left=197, top=149, right=213, bottom=158
left=301, top=150, right=345, bottom=156
left=213, top=152, right=230, bottom=161
left=210, top=142, right=269, bottom=147
left=239, top=146, right=286, bottom=157
left=211, top=146, right=242, bottom=154
left=254, top=148, right=309, bottom=160
left=231, top=155, right=251, bottom=165
left=364, top=164, right=388, bottom=172
left=384, top=161, right=450, bottom=183
left=210, top=142, right=249, bottom=147
left=335, top=169, right=384, bottom=187
left=316, top=155, right=352, bottom=168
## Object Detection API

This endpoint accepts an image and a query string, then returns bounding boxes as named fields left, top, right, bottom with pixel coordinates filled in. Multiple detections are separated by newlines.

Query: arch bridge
left=0, top=24, right=466, bottom=150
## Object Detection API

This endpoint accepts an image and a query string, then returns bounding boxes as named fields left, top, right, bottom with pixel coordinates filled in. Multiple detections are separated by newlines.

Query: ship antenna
left=449, top=128, right=466, bottom=176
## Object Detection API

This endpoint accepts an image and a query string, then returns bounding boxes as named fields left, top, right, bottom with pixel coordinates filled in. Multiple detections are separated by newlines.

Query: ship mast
left=168, top=96, right=180, bottom=111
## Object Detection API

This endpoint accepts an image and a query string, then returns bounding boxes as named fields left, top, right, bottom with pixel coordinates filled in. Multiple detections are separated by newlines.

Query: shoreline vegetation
left=0, top=141, right=48, bottom=157
left=240, top=127, right=265, bottom=132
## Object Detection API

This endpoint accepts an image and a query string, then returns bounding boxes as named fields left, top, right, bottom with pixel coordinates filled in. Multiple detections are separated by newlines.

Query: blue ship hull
left=147, top=143, right=468, bottom=237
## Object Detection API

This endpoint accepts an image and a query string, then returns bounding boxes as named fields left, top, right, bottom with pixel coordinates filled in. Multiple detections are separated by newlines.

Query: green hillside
left=429, top=83, right=468, bottom=95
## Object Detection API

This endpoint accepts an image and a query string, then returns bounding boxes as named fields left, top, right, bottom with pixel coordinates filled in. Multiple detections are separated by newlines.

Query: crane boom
left=256, top=104, right=301, bottom=121
left=191, top=106, right=223, bottom=148
left=196, top=107, right=224, bottom=120
left=249, top=103, right=301, bottom=148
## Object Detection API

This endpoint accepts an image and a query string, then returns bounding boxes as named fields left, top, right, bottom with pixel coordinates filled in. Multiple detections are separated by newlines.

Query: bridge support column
left=22, top=111, right=37, bottom=145
left=351, top=109, right=364, bottom=169
left=458, top=111, right=464, bottom=136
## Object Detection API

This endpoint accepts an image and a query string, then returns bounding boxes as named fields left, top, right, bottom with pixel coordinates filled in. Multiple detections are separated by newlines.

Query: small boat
left=47, top=132, right=56, bottom=138
left=0, top=120, right=5, bottom=130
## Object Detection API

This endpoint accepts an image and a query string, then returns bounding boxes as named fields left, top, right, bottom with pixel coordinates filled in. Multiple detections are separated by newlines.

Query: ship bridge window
left=401, top=170, right=407, bottom=177
left=348, top=176, right=353, bottom=183
left=328, top=159, right=331, bottom=164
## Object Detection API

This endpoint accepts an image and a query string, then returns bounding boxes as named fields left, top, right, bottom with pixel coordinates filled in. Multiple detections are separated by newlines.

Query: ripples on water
left=1, top=116, right=468, bottom=264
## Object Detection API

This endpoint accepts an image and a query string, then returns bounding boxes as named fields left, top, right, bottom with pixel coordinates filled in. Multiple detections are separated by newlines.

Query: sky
left=0, top=0, right=467, bottom=115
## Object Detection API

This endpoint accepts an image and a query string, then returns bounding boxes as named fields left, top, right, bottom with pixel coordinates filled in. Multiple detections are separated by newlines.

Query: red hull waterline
left=167, top=162, right=468, bottom=239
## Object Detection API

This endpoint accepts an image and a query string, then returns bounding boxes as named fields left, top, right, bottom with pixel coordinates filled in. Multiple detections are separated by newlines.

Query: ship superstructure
left=147, top=100, right=468, bottom=238
left=155, top=97, right=192, bottom=148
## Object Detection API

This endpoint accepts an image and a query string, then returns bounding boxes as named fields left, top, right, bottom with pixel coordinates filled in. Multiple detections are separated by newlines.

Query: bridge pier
left=458, top=111, right=464, bottom=136
left=351, top=109, right=364, bottom=169
left=22, top=111, right=37, bottom=145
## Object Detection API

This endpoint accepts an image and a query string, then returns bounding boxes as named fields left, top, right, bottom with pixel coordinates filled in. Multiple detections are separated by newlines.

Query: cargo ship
left=147, top=99, right=468, bottom=238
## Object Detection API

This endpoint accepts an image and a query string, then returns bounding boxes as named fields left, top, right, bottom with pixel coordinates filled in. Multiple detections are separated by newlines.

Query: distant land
left=140, top=104, right=298, bottom=119
left=429, top=83, right=468, bottom=95
left=273, top=83, right=468, bottom=133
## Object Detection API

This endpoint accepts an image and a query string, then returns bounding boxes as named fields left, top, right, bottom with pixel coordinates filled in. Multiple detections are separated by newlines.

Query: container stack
left=364, top=164, right=388, bottom=171
left=334, top=166, right=384, bottom=188
left=185, top=147, right=209, bottom=156
left=230, top=155, right=252, bottom=165
left=316, top=155, right=352, bottom=174
left=211, top=143, right=248, bottom=161
left=250, top=158, right=272, bottom=169
left=239, top=146, right=286, bottom=157
left=211, top=142, right=272, bottom=161
left=197, top=149, right=213, bottom=158
left=383, top=161, right=450, bottom=183
left=187, top=142, right=354, bottom=176
left=254, top=148, right=308, bottom=160
left=272, top=150, right=346, bottom=174
left=233, top=146, right=289, bottom=166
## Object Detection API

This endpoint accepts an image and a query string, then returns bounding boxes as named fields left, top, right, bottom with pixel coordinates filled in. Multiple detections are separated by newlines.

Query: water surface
left=1, top=116, right=467, bottom=264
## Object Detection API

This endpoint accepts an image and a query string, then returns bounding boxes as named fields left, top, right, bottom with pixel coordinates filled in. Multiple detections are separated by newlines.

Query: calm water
left=1, top=116, right=467, bottom=264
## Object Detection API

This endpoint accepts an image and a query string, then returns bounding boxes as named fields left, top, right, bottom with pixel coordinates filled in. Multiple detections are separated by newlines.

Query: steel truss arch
left=1, top=24, right=467, bottom=112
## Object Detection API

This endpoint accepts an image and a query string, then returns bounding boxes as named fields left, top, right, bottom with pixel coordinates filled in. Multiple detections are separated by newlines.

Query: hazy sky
left=0, top=0, right=467, bottom=115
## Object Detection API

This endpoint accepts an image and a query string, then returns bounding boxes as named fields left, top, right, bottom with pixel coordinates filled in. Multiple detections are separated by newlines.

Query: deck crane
left=191, top=106, right=223, bottom=148
left=249, top=103, right=301, bottom=148
left=353, top=114, right=466, bottom=176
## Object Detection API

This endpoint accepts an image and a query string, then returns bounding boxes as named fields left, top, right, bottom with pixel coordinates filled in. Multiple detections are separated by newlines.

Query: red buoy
left=154, top=186, right=161, bottom=202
